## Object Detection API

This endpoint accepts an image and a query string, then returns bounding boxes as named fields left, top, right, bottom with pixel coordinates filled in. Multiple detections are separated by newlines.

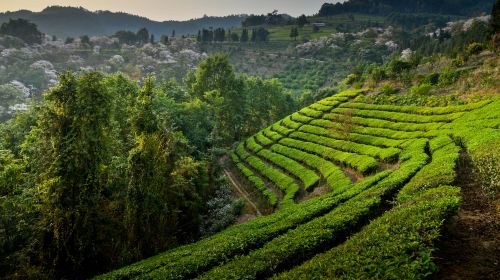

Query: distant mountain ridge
left=0, top=6, right=246, bottom=38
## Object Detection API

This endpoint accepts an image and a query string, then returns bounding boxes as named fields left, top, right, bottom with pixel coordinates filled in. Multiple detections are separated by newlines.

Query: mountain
left=319, top=0, right=496, bottom=16
left=0, top=6, right=246, bottom=38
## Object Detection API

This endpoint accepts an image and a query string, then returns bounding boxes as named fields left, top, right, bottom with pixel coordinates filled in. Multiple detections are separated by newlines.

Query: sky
left=0, top=0, right=343, bottom=21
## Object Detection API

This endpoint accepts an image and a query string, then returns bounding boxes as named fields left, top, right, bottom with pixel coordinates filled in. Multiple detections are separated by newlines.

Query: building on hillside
left=312, top=23, right=326, bottom=27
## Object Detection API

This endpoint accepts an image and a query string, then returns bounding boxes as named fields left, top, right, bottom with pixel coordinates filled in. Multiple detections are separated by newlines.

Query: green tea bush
left=470, top=140, right=500, bottom=199
left=274, top=186, right=460, bottom=280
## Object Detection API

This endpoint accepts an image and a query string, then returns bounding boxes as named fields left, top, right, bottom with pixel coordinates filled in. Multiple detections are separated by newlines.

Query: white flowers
left=401, top=49, right=413, bottom=61
left=31, top=60, right=58, bottom=85
left=9, top=103, right=29, bottom=112
left=108, top=55, right=125, bottom=65
left=10, top=80, right=31, bottom=98
left=67, top=55, right=84, bottom=64
left=385, top=41, right=398, bottom=51
left=431, top=15, right=491, bottom=37
left=296, top=26, right=396, bottom=54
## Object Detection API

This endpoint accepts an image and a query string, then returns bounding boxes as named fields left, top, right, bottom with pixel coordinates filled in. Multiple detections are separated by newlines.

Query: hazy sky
left=0, top=1, right=343, bottom=21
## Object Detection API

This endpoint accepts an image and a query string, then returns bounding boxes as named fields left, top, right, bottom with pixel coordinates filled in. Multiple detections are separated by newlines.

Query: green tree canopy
left=0, top=18, right=43, bottom=44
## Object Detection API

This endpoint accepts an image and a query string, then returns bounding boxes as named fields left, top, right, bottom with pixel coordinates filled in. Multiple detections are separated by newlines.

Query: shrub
left=344, top=73, right=361, bottom=85
left=470, top=140, right=500, bottom=199
left=438, top=68, right=461, bottom=86
left=466, top=42, right=484, bottom=56
left=424, top=73, right=440, bottom=85
left=410, top=83, right=433, bottom=96
left=379, top=83, right=398, bottom=95
left=387, top=59, right=412, bottom=77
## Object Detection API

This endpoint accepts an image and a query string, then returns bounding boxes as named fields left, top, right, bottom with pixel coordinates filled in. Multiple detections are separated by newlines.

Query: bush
left=424, top=73, right=440, bottom=85
left=369, top=66, right=386, bottom=83
left=387, top=59, right=412, bottom=77
left=410, top=83, right=433, bottom=96
left=470, top=140, right=500, bottom=199
left=466, top=42, right=484, bottom=56
left=344, top=73, right=360, bottom=85
left=379, top=83, right=398, bottom=95
left=438, top=68, right=461, bottom=86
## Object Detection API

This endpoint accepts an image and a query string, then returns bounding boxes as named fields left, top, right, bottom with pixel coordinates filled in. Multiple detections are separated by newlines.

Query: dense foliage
left=0, top=18, right=43, bottom=44
left=0, top=53, right=295, bottom=279
left=318, top=0, right=495, bottom=16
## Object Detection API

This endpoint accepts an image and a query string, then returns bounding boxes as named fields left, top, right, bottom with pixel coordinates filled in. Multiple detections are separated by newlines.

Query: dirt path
left=224, top=168, right=262, bottom=217
left=433, top=152, right=500, bottom=280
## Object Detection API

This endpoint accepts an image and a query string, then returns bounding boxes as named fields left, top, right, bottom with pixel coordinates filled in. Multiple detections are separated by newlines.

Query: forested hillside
left=0, top=0, right=499, bottom=279
left=318, top=0, right=494, bottom=16
left=0, top=6, right=245, bottom=38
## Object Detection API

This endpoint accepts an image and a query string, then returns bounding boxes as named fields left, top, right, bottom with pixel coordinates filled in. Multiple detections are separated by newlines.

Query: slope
left=96, top=89, right=499, bottom=279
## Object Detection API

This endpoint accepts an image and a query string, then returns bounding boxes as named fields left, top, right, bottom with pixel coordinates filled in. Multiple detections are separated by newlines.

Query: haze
left=0, top=0, right=343, bottom=21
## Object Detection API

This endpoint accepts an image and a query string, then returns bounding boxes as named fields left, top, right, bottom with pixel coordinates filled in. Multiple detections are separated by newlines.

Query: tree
left=255, top=27, right=270, bottom=42
left=201, top=28, right=214, bottom=42
left=290, top=27, right=299, bottom=41
left=187, top=54, right=245, bottom=144
left=65, top=37, right=74, bottom=44
left=489, top=0, right=500, bottom=37
left=114, top=30, right=137, bottom=45
left=28, top=72, right=113, bottom=278
left=251, top=29, right=257, bottom=42
left=0, top=18, right=43, bottom=44
left=213, top=28, right=226, bottom=42
left=312, top=24, right=320, bottom=33
left=150, top=34, right=155, bottom=44
left=160, top=34, right=169, bottom=44
left=136, top=28, right=149, bottom=44
left=242, top=15, right=266, bottom=27
left=230, top=32, right=239, bottom=42
left=126, top=77, right=205, bottom=259
left=297, top=14, right=308, bottom=28
left=172, top=29, right=176, bottom=38
left=240, top=28, right=249, bottom=42
left=80, top=34, right=90, bottom=46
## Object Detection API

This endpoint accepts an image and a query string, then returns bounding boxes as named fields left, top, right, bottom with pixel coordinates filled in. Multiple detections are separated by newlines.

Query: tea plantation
left=96, top=89, right=499, bottom=279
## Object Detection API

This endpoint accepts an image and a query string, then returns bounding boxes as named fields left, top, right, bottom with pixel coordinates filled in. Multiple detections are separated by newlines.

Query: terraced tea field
left=97, top=90, right=499, bottom=279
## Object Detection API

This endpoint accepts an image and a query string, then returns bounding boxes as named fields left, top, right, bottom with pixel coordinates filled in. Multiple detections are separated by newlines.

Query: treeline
left=242, top=10, right=292, bottom=27
left=196, top=27, right=270, bottom=43
left=0, top=54, right=296, bottom=279
left=113, top=27, right=172, bottom=45
left=0, top=18, right=43, bottom=44
left=318, top=0, right=495, bottom=16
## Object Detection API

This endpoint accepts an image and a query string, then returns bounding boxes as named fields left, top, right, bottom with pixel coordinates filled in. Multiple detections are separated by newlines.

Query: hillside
left=96, top=87, right=499, bottom=279
left=318, top=0, right=495, bottom=16
left=0, top=6, right=246, bottom=38
left=0, top=1, right=499, bottom=279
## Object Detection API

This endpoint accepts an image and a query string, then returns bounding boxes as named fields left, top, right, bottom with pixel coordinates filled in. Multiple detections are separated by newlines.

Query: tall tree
left=290, top=27, right=299, bottom=41
left=136, top=27, right=149, bottom=44
left=240, top=28, right=249, bottom=42
left=28, top=72, right=112, bottom=278
left=489, top=0, right=500, bottom=37
left=126, top=77, right=204, bottom=259
left=296, top=14, right=308, bottom=28
left=80, top=34, right=90, bottom=46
